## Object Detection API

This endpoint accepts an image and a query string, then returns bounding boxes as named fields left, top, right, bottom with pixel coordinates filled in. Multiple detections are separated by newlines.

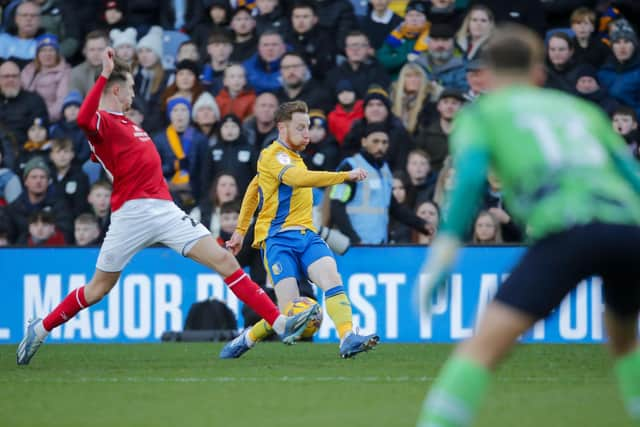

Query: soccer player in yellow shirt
left=220, top=101, right=380, bottom=359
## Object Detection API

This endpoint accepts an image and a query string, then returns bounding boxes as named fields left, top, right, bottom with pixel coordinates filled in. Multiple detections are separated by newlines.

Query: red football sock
left=42, top=286, right=89, bottom=331
left=224, top=269, right=280, bottom=325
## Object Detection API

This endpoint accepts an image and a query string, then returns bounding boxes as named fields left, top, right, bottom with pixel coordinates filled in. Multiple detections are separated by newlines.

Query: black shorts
left=495, top=222, right=640, bottom=319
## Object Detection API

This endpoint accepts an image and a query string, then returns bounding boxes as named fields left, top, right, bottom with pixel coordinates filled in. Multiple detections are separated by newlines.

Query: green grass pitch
left=0, top=343, right=631, bottom=427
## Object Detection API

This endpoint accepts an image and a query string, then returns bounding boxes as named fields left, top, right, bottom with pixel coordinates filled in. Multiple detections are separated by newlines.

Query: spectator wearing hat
left=598, top=26, right=640, bottom=117
left=160, top=59, right=206, bottom=119
left=359, top=0, right=403, bottom=51
left=0, top=1, right=44, bottom=67
left=286, top=0, right=335, bottom=81
left=134, top=26, right=169, bottom=134
left=38, top=0, right=81, bottom=60
left=242, top=91, right=279, bottom=150
left=427, top=0, right=465, bottom=29
left=49, top=138, right=90, bottom=218
left=153, top=97, right=207, bottom=210
left=414, top=23, right=468, bottom=92
left=315, top=0, right=357, bottom=53
left=0, top=142, right=22, bottom=206
left=24, top=210, right=66, bottom=246
left=254, top=0, right=289, bottom=37
left=192, top=91, right=221, bottom=144
left=201, top=30, right=234, bottom=95
left=5, top=155, right=72, bottom=243
left=329, top=123, right=431, bottom=244
left=328, top=79, right=364, bottom=145
left=570, top=7, right=610, bottom=69
left=377, top=0, right=430, bottom=78
left=49, top=90, right=91, bottom=166
left=326, top=30, right=391, bottom=103
left=229, top=7, right=258, bottom=63
left=414, top=88, right=464, bottom=172
left=302, top=110, right=340, bottom=173
left=216, top=64, right=256, bottom=121
left=342, top=85, right=413, bottom=171
left=573, top=64, right=618, bottom=115
left=70, top=30, right=109, bottom=97
left=0, top=60, right=49, bottom=148
left=200, top=113, right=256, bottom=196
left=455, top=4, right=495, bottom=62
left=192, top=0, right=232, bottom=55
left=110, top=27, right=138, bottom=67
left=243, top=29, right=286, bottom=94
left=463, top=58, right=489, bottom=102
left=18, top=117, right=52, bottom=172
left=545, top=31, right=579, bottom=93
left=99, top=0, right=127, bottom=32
left=20, top=34, right=70, bottom=122
left=276, top=52, right=332, bottom=113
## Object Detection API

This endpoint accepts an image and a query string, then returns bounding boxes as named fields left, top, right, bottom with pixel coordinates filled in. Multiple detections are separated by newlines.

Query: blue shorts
left=261, top=230, right=333, bottom=285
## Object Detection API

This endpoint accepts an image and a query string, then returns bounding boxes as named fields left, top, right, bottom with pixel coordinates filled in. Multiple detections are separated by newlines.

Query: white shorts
left=96, top=199, right=210, bottom=272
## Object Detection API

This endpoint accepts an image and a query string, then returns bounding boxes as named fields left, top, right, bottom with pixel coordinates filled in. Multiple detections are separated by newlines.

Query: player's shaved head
left=482, top=24, right=544, bottom=74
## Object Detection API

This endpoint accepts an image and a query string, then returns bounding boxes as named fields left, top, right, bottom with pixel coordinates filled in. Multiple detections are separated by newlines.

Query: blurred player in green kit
left=417, top=24, right=640, bottom=427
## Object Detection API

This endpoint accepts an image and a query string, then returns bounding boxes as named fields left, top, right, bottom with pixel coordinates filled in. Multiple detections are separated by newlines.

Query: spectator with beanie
left=6, top=156, right=72, bottom=243
left=24, top=211, right=66, bottom=246
left=328, top=79, right=364, bottom=145
left=20, top=34, right=71, bottom=123
left=49, top=90, right=91, bottom=166
left=135, top=26, right=169, bottom=134
left=99, top=0, right=127, bottom=32
left=377, top=0, right=430, bottom=78
left=342, top=85, right=413, bottom=171
left=200, top=114, right=256, bottom=196
left=110, top=27, right=138, bottom=67
left=326, top=30, right=390, bottom=103
left=192, top=92, right=221, bottom=145
left=330, top=124, right=430, bottom=244
left=598, top=25, right=640, bottom=118
left=414, top=23, right=468, bottom=92
left=359, top=0, right=403, bottom=51
left=276, top=52, right=332, bottom=113
left=573, top=64, right=618, bottom=114
left=18, top=117, right=51, bottom=172
left=302, top=110, right=340, bottom=173
left=70, top=31, right=109, bottom=97
left=0, top=60, right=49, bottom=147
left=215, top=64, right=256, bottom=121
left=154, top=97, right=207, bottom=210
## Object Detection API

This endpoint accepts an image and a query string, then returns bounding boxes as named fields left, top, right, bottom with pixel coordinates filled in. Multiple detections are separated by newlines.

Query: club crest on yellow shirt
left=276, top=152, right=291, bottom=165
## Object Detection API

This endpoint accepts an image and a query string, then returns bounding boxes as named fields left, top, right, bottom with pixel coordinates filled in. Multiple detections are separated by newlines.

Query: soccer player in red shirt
left=17, top=49, right=318, bottom=365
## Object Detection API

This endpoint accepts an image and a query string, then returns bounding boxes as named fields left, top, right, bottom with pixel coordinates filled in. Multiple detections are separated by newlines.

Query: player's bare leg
left=418, top=301, right=536, bottom=427
left=307, top=256, right=379, bottom=358
left=605, top=307, right=640, bottom=423
left=273, top=278, right=301, bottom=311
left=187, top=235, right=317, bottom=346
left=17, top=269, right=121, bottom=365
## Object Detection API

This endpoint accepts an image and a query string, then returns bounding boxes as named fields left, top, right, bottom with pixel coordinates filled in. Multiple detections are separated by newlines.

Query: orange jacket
left=215, top=88, right=257, bottom=121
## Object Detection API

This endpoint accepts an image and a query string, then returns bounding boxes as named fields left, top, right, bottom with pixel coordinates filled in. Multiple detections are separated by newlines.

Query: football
left=284, top=297, right=323, bottom=339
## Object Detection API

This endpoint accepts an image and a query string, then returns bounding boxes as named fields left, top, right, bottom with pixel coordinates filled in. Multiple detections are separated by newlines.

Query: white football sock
left=34, top=320, right=49, bottom=341
left=272, top=315, right=286, bottom=335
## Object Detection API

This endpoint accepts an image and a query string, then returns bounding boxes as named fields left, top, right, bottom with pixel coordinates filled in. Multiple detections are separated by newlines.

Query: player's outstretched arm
left=77, top=48, right=115, bottom=132
left=280, top=166, right=366, bottom=188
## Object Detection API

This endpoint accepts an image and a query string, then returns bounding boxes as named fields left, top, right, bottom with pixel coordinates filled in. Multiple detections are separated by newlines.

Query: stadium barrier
left=0, top=246, right=608, bottom=344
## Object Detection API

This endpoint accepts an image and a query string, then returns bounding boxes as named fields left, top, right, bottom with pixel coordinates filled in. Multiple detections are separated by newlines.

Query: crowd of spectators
left=0, top=0, right=639, bottom=250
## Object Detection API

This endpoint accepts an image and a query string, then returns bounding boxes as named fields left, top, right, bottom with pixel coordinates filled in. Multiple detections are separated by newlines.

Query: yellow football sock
left=325, top=286, right=353, bottom=339
left=247, top=319, right=274, bottom=343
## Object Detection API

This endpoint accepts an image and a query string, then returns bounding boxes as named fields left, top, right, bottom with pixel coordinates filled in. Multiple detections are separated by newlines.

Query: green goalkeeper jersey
left=443, top=85, right=640, bottom=241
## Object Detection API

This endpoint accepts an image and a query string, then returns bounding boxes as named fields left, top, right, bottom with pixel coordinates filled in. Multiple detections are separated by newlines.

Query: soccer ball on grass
left=284, top=297, right=323, bottom=339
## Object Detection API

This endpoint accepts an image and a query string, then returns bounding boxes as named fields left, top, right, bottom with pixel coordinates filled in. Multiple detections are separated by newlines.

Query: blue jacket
left=243, top=54, right=283, bottom=94
left=598, top=52, right=640, bottom=117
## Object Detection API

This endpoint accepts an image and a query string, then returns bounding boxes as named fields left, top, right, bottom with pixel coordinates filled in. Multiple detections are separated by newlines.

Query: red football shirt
left=77, top=76, right=172, bottom=212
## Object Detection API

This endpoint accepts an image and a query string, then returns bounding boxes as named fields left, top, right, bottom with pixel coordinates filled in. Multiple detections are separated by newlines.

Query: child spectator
left=176, top=40, right=201, bottom=65
left=190, top=172, right=238, bottom=238
left=406, top=149, right=437, bottom=209
left=201, top=30, right=234, bottom=95
left=413, top=200, right=440, bottom=244
left=328, top=80, right=364, bottom=145
left=25, top=210, right=66, bottom=247
left=192, top=92, right=221, bottom=144
left=0, top=143, right=22, bottom=206
left=73, top=213, right=101, bottom=246
left=229, top=7, right=258, bottom=62
left=215, top=64, right=256, bottom=121
left=201, top=114, right=255, bottom=196
left=570, top=7, right=610, bottom=68
left=19, top=117, right=51, bottom=172
left=49, top=90, right=91, bottom=166
left=612, top=105, right=640, bottom=158
left=472, top=210, right=502, bottom=244
left=87, top=180, right=112, bottom=240
left=217, top=199, right=241, bottom=246
left=154, top=97, right=207, bottom=210
left=49, top=138, right=90, bottom=218
left=110, top=28, right=138, bottom=67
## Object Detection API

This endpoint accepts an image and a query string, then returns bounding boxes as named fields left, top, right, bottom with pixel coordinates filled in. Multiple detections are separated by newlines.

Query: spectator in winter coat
left=20, top=34, right=70, bottom=122
left=160, top=59, right=207, bottom=119
left=276, top=52, right=332, bottom=113
left=414, top=23, right=468, bottom=92
left=598, top=27, right=640, bottom=118
left=37, top=0, right=81, bottom=59
left=328, top=79, right=364, bottom=145
left=243, top=29, right=286, bottom=94
left=254, top=0, right=289, bottom=37
left=545, top=31, right=579, bottom=93
left=301, top=110, right=340, bottom=173
left=427, top=0, right=465, bottom=29
left=110, top=27, right=138, bottom=68
left=242, top=91, right=279, bottom=150
left=315, top=0, right=357, bottom=52
left=573, top=64, right=618, bottom=115
left=454, top=5, right=494, bottom=61
left=192, top=92, right=221, bottom=146
left=0, top=0, right=43, bottom=67
left=70, top=31, right=108, bottom=97
left=216, top=64, right=256, bottom=121
left=49, top=90, right=90, bottom=166
left=192, top=0, right=231, bottom=58
left=570, top=7, right=610, bottom=68
left=48, top=138, right=90, bottom=218
left=359, top=0, right=403, bottom=51
left=229, top=7, right=258, bottom=62
left=391, top=62, right=436, bottom=135
left=201, top=30, right=234, bottom=95
left=24, top=210, right=66, bottom=246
